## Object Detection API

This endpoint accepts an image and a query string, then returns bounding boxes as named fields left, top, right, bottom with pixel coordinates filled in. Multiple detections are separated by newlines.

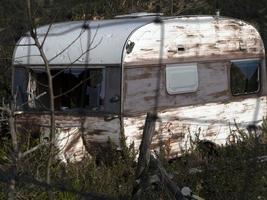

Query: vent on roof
left=115, top=12, right=163, bottom=19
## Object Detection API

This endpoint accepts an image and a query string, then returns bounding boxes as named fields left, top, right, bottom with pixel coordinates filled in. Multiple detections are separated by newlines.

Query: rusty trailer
left=12, top=13, right=266, bottom=162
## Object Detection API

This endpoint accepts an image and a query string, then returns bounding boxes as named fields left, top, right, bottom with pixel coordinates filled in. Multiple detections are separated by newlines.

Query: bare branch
left=25, top=1, right=56, bottom=199
left=19, top=91, right=47, bottom=108
left=41, top=23, right=53, bottom=48
left=19, top=142, right=48, bottom=159
left=54, top=73, right=95, bottom=99
left=52, top=37, right=103, bottom=79
left=52, top=25, right=102, bottom=79
left=150, top=154, right=185, bottom=200
left=0, top=106, right=11, bottom=115
left=48, top=29, right=86, bottom=63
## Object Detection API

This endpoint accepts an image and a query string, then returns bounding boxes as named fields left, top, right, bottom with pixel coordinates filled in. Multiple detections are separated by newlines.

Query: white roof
left=13, top=15, right=263, bottom=66
left=13, top=17, right=155, bottom=66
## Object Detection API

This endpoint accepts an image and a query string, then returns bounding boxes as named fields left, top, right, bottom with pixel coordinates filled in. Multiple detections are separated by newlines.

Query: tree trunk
left=26, top=1, right=56, bottom=198
left=8, top=106, right=18, bottom=200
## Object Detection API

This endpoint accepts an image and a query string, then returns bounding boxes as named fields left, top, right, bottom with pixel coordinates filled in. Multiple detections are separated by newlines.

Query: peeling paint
left=124, top=96, right=267, bottom=158
left=15, top=114, right=121, bottom=163
left=124, top=17, right=264, bottom=66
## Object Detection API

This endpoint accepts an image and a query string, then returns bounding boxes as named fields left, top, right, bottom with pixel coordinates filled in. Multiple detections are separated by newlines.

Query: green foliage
left=0, top=123, right=266, bottom=199
left=168, top=127, right=267, bottom=200
left=51, top=141, right=136, bottom=199
left=0, top=45, right=12, bottom=99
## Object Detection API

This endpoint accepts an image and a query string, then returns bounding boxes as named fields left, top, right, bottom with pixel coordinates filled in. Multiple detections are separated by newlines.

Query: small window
left=166, top=63, right=198, bottom=94
left=230, top=59, right=260, bottom=96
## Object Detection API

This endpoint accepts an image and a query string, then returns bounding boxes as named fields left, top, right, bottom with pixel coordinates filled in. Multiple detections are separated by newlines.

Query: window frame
left=229, top=58, right=261, bottom=97
left=165, top=63, right=199, bottom=95
left=12, top=65, right=121, bottom=114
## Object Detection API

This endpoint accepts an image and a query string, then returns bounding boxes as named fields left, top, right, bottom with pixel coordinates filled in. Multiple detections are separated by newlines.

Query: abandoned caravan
left=12, top=13, right=266, bottom=162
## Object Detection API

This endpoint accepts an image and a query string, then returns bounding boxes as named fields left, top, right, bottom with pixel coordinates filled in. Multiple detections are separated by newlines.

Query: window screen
left=230, top=59, right=260, bottom=96
left=166, top=63, right=198, bottom=94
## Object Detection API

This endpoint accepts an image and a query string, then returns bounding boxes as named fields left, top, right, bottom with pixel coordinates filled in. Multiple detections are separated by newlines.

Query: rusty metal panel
left=124, top=96, right=267, bottom=158
left=15, top=114, right=121, bottom=163
left=124, top=17, right=264, bottom=65
left=124, top=62, right=229, bottom=114
left=82, top=117, right=121, bottom=147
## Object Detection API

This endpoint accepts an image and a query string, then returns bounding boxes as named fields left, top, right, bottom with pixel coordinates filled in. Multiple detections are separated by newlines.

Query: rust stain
left=170, top=133, right=185, bottom=140
left=167, top=49, right=177, bottom=53
left=209, top=90, right=229, bottom=99
left=175, top=26, right=185, bottom=29
left=224, top=24, right=240, bottom=30
left=16, top=114, right=121, bottom=162
left=126, top=73, right=152, bottom=80
left=124, top=96, right=267, bottom=158
left=124, top=17, right=263, bottom=65
left=140, top=48, right=153, bottom=51
left=138, top=126, right=144, bottom=131
left=144, top=96, right=156, bottom=101
left=86, top=129, right=106, bottom=135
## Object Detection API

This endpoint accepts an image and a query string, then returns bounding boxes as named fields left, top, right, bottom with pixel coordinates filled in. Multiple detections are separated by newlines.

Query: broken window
left=13, top=66, right=121, bottom=113
left=13, top=67, right=28, bottom=108
left=230, top=59, right=260, bottom=96
left=166, top=63, right=198, bottom=94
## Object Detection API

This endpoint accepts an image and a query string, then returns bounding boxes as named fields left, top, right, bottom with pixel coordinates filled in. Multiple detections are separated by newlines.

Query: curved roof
left=13, top=17, right=156, bottom=65
left=124, top=16, right=264, bottom=65
left=13, top=15, right=264, bottom=66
